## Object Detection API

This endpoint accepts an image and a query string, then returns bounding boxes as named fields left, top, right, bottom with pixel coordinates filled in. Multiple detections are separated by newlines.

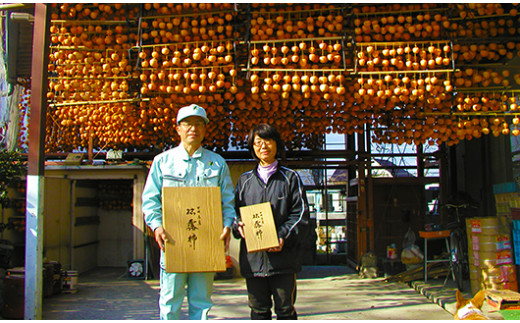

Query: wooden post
left=26, top=3, right=50, bottom=320
left=365, top=125, right=374, bottom=254
left=88, top=129, right=93, bottom=163
left=356, top=128, right=367, bottom=263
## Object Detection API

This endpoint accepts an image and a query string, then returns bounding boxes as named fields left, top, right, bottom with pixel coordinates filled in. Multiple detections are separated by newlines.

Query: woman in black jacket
left=233, top=123, right=310, bottom=320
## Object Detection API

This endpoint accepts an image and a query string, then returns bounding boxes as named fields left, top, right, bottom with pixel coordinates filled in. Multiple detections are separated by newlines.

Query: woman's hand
left=236, top=221, right=246, bottom=239
left=267, top=238, right=284, bottom=252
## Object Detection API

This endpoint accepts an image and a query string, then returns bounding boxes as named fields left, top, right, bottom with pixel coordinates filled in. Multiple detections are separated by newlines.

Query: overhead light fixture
left=10, top=12, right=34, bottom=22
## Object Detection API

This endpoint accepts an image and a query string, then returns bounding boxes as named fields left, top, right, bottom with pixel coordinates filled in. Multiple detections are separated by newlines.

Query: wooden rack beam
left=450, top=13, right=514, bottom=21
left=48, top=76, right=136, bottom=80
left=419, top=112, right=519, bottom=117
left=243, top=68, right=353, bottom=73
left=357, top=69, right=455, bottom=76
left=139, top=65, right=235, bottom=71
left=51, top=19, right=137, bottom=25
left=243, top=36, right=345, bottom=45
left=454, top=87, right=520, bottom=93
left=139, top=10, right=235, bottom=20
left=249, top=6, right=345, bottom=16
left=138, top=39, right=235, bottom=48
left=48, top=97, right=149, bottom=108
left=351, top=6, right=449, bottom=17
left=356, top=40, right=451, bottom=47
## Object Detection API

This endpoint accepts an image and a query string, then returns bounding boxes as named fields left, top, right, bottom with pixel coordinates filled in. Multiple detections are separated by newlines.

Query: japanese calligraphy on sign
left=239, top=202, right=279, bottom=253
left=162, top=187, right=226, bottom=273
left=185, top=206, right=201, bottom=249
left=252, top=211, right=265, bottom=240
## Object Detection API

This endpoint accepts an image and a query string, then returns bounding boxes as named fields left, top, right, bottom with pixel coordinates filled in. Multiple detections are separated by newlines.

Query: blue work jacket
left=142, top=144, right=236, bottom=241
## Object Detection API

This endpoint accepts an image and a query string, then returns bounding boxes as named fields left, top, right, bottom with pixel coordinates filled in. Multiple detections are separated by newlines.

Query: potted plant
left=0, top=147, right=26, bottom=208
left=0, top=146, right=25, bottom=273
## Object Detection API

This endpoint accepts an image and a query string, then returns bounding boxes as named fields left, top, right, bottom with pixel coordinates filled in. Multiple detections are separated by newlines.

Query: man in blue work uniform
left=142, top=104, right=235, bottom=320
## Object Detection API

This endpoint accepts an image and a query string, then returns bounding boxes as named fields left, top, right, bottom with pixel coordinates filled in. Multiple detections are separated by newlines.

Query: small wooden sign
left=162, top=186, right=226, bottom=273
left=239, top=202, right=279, bottom=253
left=64, top=153, right=83, bottom=165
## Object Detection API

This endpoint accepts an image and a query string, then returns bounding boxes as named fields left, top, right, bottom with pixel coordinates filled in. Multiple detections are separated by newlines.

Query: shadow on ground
left=42, top=267, right=161, bottom=320
left=297, top=265, right=356, bottom=279
left=38, top=265, right=460, bottom=320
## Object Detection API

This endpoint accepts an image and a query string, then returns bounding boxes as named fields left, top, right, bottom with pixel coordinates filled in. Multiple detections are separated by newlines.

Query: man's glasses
left=179, top=121, right=206, bottom=129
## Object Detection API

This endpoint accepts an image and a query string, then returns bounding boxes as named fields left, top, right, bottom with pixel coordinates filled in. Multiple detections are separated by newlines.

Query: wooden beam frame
left=25, top=3, right=50, bottom=319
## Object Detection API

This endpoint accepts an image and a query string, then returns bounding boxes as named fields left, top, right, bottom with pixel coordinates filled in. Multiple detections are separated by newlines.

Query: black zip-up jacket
left=232, top=163, right=310, bottom=278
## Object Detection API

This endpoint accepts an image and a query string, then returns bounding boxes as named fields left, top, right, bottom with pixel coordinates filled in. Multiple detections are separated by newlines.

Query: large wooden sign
left=162, top=187, right=226, bottom=273
left=239, top=202, right=279, bottom=253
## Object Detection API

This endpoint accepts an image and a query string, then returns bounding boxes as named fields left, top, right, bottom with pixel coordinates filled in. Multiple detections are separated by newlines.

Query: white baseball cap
left=176, top=104, right=209, bottom=124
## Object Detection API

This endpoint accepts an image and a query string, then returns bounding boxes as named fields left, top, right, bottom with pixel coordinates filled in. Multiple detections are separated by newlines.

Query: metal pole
left=25, top=3, right=50, bottom=320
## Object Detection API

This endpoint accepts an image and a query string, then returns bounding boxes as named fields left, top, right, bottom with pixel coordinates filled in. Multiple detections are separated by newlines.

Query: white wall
left=97, top=208, right=133, bottom=267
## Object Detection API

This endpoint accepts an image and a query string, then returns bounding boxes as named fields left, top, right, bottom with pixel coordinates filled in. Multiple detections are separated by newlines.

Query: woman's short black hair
left=247, top=123, right=286, bottom=161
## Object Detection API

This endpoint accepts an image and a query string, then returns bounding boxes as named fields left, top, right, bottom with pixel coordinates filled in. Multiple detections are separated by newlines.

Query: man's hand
left=267, top=238, right=284, bottom=253
left=220, top=226, right=231, bottom=251
left=154, top=226, right=168, bottom=251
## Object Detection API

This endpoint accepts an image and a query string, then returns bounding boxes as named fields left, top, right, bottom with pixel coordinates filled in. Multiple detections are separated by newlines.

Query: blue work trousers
left=159, top=270, right=214, bottom=320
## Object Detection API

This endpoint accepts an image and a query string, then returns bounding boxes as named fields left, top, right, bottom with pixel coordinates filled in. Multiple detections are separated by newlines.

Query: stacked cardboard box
left=493, top=182, right=520, bottom=294
left=466, top=216, right=517, bottom=294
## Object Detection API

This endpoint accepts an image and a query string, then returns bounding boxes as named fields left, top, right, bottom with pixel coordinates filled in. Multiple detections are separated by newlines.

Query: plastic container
left=418, top=230, right=450, bottom=238
left=386, top=243, right=398, bottom=260
left=61, top=270, right=78, bottom=294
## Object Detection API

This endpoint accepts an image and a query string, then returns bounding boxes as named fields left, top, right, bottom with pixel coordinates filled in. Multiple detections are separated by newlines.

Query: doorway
left=71, top=179, right=134, bottom=273
left=43, top=178, right=135, bottom=273
left=307, top=186, right=348, bottom=264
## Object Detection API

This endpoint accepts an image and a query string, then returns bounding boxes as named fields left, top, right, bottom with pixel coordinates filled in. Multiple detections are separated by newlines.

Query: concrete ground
left=36, top=265, right=492, bottom=320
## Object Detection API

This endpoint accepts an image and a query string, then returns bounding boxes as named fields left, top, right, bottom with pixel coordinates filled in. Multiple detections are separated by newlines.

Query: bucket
left=3, top=270, right=24, bottom=319
left=61, top=270, right=78, bottom=294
